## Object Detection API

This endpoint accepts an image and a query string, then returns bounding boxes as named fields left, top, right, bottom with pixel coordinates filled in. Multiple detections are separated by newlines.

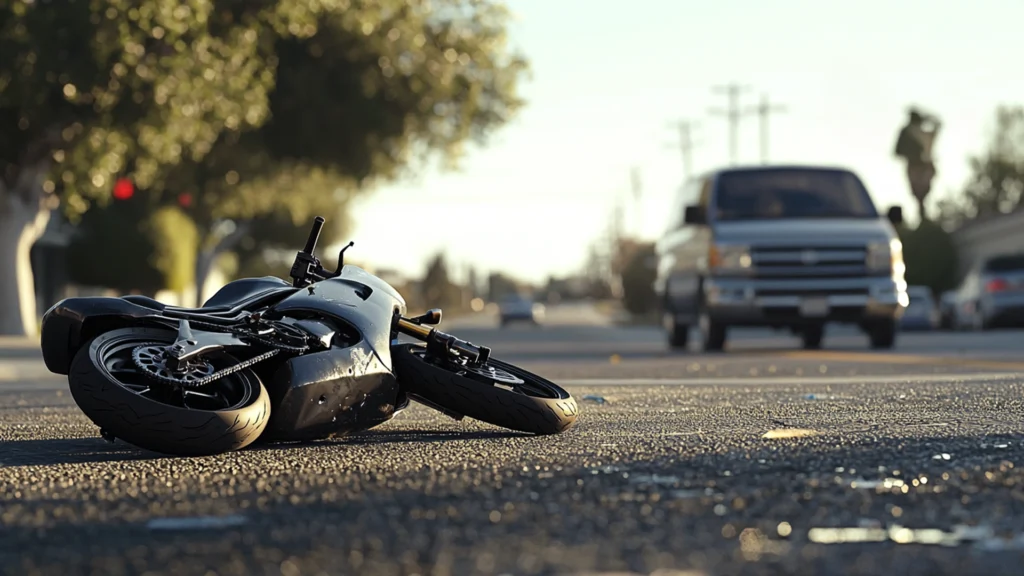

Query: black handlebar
left=303, top=216, right=325, bottom=255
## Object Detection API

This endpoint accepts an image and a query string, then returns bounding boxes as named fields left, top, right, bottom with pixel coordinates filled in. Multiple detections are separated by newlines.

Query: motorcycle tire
left=68, top=327, right=270, bottom=456
left=391, top=343, right=578, bottom=435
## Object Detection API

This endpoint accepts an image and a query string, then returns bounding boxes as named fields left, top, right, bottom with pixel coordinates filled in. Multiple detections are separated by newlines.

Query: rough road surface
left=2, top=307, right=1024, bottom=576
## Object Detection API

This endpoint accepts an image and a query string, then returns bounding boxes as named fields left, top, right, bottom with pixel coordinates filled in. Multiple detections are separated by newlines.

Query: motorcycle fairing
left=270, top=266, right=407, bottom=373
left=255, top=267, right=409, bottom=440
left=40, top=297, right=166, bottom=375
left=259, top=338, right=401, bottom=442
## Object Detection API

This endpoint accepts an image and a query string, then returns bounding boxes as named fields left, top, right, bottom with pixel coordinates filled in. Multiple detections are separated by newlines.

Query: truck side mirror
left=684, top=205, right=706, bottom=225
left=887, top=205, right=903, bottom=226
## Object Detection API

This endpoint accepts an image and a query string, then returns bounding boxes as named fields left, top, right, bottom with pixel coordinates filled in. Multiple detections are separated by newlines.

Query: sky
left=347, top=0, right=1022, bottom=285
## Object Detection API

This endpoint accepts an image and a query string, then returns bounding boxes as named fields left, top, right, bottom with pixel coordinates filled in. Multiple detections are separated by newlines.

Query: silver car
left=953, top=254, right=1024, bottom=330
left=900, top=285, right=938, bottom=331
left=498, top=295, right=544, bottom=327
left=938, top=290, right=958, bottom=330
left=654, top=165, right=907, bottom=352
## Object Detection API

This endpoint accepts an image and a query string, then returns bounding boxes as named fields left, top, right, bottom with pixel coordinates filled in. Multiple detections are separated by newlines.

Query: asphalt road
left=3, top=304, right=1024, bottom=575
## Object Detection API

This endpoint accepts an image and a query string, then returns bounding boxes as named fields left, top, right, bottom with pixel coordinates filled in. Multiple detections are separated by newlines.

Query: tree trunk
left=0, top=191, right=51, bottom=337
left=194, top=220, right=251, bottom=307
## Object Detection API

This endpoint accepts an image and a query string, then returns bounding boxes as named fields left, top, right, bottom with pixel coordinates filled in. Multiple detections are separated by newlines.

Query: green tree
left=487, top=272, right=518, bottom=302
left=1, top=0, right=527, bottom=331
left=0, top=0, right=317, bottom=335
left=962, top=106, right=1024, bottom=218
left=918, top=106, right=1024, bottom=288
left=155, top=0, right=527, bottom=303
left=898, top=220, right=959, bottom=296
left=420, top=252, right=460, bottom=310
left=619, top=242, right=657, bottom=316
left=65, top=190, right=198, bottom=297
left=937, top=106, right=1024, bottom=232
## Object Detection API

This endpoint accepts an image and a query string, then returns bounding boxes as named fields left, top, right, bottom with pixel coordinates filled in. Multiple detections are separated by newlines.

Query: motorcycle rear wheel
left=392, top=343, right=578, bottom=435
left=68, top=327, right=270, bottom=456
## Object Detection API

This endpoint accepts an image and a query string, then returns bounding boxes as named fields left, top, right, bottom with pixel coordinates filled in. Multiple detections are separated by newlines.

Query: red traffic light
left=113, top=178, right=134, bottom=200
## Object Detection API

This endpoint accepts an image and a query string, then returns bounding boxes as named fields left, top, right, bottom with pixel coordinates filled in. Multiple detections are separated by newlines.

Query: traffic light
left=112, top=178, right=134, bottom=200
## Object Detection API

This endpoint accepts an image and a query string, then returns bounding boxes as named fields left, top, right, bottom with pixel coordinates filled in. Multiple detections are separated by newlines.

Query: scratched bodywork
left=260, top=339, right=403, bottom=442
left=255, top=266, right=408, bottom=440
left=271, top=265, right=406, bottom=372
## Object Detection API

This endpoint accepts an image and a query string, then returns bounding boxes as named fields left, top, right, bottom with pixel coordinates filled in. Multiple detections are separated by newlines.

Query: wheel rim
left=413, top=349, right=562, bottom=399
left=95, top=334, right=255, bottom=411
left=699, top=310, right=713, bottom=337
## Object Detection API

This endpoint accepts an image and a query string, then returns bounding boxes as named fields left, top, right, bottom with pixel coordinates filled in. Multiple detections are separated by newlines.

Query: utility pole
left=630, top=167, right=642, bottom=236
left=709, top=84, right=752, bottom=165
left=665, top=120, right=700, bottom=179
left=746, top=94, right=786, bottom=163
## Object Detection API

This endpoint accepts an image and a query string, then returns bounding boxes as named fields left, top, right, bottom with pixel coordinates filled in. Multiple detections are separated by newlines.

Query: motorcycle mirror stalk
left=408, top=308, right=442, bottom=326
left=289, top=216, right=357, bottom=286
left=334, top=241, right=355, bottom=275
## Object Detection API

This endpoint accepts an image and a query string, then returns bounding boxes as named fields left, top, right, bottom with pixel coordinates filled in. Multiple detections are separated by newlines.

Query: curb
left=0, top=360, right=58, bottom=383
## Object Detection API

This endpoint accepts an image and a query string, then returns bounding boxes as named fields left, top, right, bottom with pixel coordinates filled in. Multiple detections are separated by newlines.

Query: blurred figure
left=894, top=108, right=942, bottom=218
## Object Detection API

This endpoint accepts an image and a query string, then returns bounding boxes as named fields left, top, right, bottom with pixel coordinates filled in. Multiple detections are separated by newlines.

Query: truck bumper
left=672, top=276, right=907, bottom=327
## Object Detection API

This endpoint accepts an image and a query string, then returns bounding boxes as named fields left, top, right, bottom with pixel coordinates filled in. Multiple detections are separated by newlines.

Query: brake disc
left=460, top=362, right=525, bottom=386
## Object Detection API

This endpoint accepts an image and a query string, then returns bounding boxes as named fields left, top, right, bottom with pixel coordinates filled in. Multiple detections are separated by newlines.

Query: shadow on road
left=0, top=428, right=530, bottom=467
left=0, top=437, right=158, bottom=467
left=250, top=428, right=533, bottom=453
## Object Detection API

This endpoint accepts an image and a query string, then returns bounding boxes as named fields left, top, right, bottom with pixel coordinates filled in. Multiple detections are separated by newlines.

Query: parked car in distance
left=653, top=165, right=908, bottom=352
left=498, top=294, right=544, bottom=327
left=938, top=290, right=958, bottom=330
left=953, top=253, right=1024, bottom=330
left=900, top=285, right=938, bottom=331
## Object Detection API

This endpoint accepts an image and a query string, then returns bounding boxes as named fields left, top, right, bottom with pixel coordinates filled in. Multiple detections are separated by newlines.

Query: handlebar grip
left=302, top=217, right=325, bottom=254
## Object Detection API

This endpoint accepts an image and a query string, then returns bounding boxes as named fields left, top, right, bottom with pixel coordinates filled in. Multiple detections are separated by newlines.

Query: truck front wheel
left=866, top=320, right=897, bottom=350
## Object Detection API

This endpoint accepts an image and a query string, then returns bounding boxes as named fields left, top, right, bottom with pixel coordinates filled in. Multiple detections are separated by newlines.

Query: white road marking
left=559, top=372, right=1024, bottom=387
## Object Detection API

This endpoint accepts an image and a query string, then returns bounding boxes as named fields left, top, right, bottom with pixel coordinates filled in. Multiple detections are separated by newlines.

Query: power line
left=746, top=94, right=787, bottom=163
left=665, top=120, right=700, bottom=179
left=709, top=83, right=753, bottom=165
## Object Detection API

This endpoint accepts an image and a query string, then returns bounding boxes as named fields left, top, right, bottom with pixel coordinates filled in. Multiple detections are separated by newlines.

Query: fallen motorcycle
left=40, top=216, right=578, bottom=456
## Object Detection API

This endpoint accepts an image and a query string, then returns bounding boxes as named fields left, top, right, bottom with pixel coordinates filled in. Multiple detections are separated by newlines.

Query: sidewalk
left=0, top=336, right=55, bottom=382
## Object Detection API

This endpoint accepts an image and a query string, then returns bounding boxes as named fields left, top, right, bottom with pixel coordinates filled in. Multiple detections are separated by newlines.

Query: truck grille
left=750, top=245, right=868, bottom=279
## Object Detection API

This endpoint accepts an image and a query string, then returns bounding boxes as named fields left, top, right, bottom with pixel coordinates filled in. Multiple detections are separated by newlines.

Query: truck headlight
left=709, top=244, right=752, bottom=272
left=866, top=239, right=905, bottom=277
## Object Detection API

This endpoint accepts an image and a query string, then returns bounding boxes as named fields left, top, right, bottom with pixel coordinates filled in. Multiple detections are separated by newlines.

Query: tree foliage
left=898, top=221, right=958, bottom=296
left=962, top=106, right=1024, bottom=218
left=938, top=106, right=1024, bottom=231
left=420, top=252, right=461, bottom=309
left=619, top=242, right=657, bottom=316
left=65, top=194, right=196, bottom=294
left=1, top=0, right=527, bottom=329
left=152, top=0, right=527, bottom=294
left=0, top=0, right=300, bottom=213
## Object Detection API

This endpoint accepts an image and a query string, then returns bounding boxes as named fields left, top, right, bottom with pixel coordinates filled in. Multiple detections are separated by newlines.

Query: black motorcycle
left=40, top=217, right=578, bottom=456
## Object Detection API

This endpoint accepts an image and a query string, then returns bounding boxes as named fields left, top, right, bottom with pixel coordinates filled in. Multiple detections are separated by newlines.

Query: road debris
left=146, top=515, right=249, bottom=530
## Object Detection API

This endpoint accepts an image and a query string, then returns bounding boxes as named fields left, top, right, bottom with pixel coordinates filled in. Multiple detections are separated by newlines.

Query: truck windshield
left=714, top=169, right=879, bottom=221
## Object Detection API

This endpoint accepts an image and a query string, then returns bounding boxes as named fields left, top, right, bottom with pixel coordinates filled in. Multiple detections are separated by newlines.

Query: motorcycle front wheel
left=68, top=327, right=270, bottom=456
left=391, top=343, right=578, bottom=435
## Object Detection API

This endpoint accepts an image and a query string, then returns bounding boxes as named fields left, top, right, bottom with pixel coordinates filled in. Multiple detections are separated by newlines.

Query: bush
left=144, top=207, right=199, bottom=293
left=620, top=243, right=658, bottom=315
left=66, top=198, right=197, bottom=295
left=899, top=219, right=959, bottom=295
